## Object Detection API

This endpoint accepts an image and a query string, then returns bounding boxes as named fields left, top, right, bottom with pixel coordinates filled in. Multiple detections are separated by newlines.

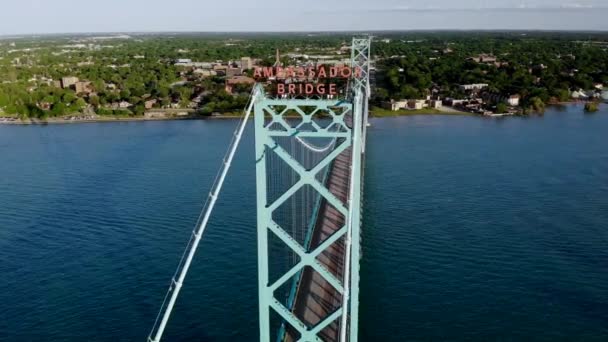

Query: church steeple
left=274, top=48, right=281, bottom=67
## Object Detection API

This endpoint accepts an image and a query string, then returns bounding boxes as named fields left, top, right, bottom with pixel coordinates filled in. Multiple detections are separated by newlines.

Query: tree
left=62, top=92, right=76, bottom=104
left=89, top=95, right=100, bottom=108
left=133, top=104, right=146, bottom=116
left=74, top=98, right=87, bottom=111
left=120, top=89, right=131, bottom=100
left=51, top=102, right=67, bottom=116
left=584, top=102, right=599, bottom=113
left=496, top=103, right=508, bottom=114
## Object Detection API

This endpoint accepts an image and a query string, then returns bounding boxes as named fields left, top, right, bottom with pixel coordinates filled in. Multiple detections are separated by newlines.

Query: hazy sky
left=1, top=0, right=607, bottom=35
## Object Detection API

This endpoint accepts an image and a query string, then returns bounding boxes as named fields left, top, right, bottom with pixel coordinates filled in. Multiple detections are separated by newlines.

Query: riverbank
left=0, top=114, right=242, bottom=125
left=370, top=106, right=474, bottom=117
left=3, top=104, right=599, bottom=125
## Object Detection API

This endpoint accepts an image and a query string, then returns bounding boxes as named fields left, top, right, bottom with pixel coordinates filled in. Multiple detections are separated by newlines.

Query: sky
left=1, top=0, right=607, bottom=35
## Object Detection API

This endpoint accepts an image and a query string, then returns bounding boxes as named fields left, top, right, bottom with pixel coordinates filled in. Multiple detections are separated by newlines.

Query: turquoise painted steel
left=256, top=37, right=371, bottom=342
left=348, top=93, right=364, bottom=342
left=255, top=93, right=359, bottom=341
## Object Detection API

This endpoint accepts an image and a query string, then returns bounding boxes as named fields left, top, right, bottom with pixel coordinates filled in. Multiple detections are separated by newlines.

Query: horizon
left=2, top=28, right=608, bottom=39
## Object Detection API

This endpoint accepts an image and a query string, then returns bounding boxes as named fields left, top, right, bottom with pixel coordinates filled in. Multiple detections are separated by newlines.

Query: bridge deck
left=288, top=146, right=351, bottom=341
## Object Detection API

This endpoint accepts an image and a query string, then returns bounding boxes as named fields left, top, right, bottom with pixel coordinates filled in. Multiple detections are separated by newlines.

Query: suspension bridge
left=148, top=37, right=372, bottom=342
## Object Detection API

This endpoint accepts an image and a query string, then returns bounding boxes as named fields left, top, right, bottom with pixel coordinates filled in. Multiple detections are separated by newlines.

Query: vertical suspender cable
left=148, top=86, right=259, bottom=342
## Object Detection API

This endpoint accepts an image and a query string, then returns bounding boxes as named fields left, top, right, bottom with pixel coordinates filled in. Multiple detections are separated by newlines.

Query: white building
left=118, top=101, right=132, bottom=109
left=507, top=95, right=520, bottom=107
left=459, top=83, right=489, bottom=91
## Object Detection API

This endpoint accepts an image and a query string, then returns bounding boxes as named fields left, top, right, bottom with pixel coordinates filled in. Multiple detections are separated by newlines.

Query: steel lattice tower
left=255, top=37, right=371, bottom=342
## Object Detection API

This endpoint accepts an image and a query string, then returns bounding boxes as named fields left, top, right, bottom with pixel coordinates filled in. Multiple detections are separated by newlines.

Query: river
left=1, top=105, right=607, bottom=341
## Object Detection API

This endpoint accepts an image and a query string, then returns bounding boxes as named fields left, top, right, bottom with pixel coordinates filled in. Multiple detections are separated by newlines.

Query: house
left=482, top=93, right=520, bottom=107
left=74, top=81, right=93, bottom=94
left=429, top=100, right=442, bottom=109
left=508, top=95, right=520, bottom=107
left=241, top=57, right=253, bottom=71
left=118, top=101, right=132, bottom=109
left=459, top=84, right=489, bottom=91
left=225, top=76, right=255, bottom=93
left=193, top=69, right=217, bottom=77
left=61, top=76, right=79, bottom=89
left=408, top=100, right=426, bottom=110
left=38, top=102, right=52, bottom=110
left=571, top=89, right=589, bottom=99
left=470, top=54, right=497, bottom=64
left=382, top=100, right=408, bottom=111
left=226, top=67, right=242, bottom=77
left=383, top=99, right=429, bottom=111
left=144, top=99, right=157, bottom=110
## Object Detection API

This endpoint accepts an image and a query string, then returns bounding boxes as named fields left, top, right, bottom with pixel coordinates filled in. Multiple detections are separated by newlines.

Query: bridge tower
left=147, top=37, right=371, bottom=342
left=349, top=38, right=372, bottom=153
left=255, top=37, right=371, bottom=342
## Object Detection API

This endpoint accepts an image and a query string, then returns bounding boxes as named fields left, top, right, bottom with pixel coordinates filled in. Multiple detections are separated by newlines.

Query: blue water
left=1, top=105, right=608, bottom=341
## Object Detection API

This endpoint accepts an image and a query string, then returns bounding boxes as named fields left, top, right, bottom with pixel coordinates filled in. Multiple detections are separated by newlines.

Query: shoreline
left=370, top=106, right=474, bottom=117
left=0, top=114, right=243, bottom=125
left=0, top=103, right=600, bottom=125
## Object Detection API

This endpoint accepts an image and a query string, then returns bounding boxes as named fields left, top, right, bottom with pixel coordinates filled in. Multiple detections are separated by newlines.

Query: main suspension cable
left=148, top=86, right=260, bottom=342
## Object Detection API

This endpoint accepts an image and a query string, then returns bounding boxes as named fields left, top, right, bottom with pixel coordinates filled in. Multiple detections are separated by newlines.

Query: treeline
left=2, top=33, right=608, bottom=118
left=372, top=33, right=608, bottom=110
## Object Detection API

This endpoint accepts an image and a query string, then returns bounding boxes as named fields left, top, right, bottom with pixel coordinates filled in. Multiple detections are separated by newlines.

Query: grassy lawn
left=370, top=106, right=473, bottom=117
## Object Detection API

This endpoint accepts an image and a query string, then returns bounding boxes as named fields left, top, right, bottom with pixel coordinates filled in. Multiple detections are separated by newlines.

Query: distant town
left=0, top=32, right=607, bottom=123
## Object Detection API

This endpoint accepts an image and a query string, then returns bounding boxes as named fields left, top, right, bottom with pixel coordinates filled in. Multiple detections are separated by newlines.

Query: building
left=430, top=100, right=443, bottom=109
left=74, top=81, right=93, bottom=94
left=226, top=67, right=242, bottom=78
left=61, top=76, right=79, bottom=89
left=571, top=89, right=589, bottom=99
left=382, top=99, right=430, bottom=111
left=193, top=69, right=217, bottom=77
left=225, top=76, right=255, bottom=94
left=241, top=57, right=253, bottom=71
left=382, top=100, right=408, bottom=111
left=408, top=100, right=425, bottom=110
left=470, top=54, right=497, bottom=64
left=459, top=84, right=489, bottom=91
left=507, top=95, right=520, bottom=107
left=482, top=93, right=520, bottom=107
left=118, top=101, right=132, bottom=109
left=144, top=99, right=157, bottom=110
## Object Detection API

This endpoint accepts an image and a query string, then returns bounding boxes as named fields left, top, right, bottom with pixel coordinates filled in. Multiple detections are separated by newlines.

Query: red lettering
left=263, top=67, right=274, bottom=78
left=330, top=67, right=339, bottom=78
left=277, top=83, right=285, bottom=94
left=254, top=68, right=262, bottom=78
left=309, top=68, right=315, bottom=78
left=297, top=67, right=305, bottom=78
left=317, top=67, right=327, bottom=78
left=305, top=83, right=314, bottom=94
left=316, top=84, right=326, bottom=95
left=329, top=83, right=337, bottom=95
left=288, top=84, right=296, bottom=94
left=340, top=67, right=352, bottom=78
left=276, top=67, right=284, bottom=79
